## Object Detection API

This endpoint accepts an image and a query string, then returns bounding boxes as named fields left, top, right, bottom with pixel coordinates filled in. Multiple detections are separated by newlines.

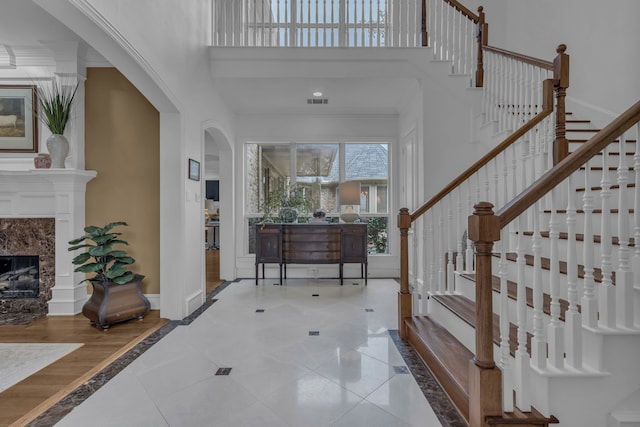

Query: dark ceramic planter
left=82, top=274, right=151, bottom=330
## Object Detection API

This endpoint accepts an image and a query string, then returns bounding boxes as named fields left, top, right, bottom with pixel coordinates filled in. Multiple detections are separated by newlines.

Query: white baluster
left=514, top=216, right=531, bottom=410
left=599, top=145, right=616, bottom=328
left=547, top=187, right=564, bottom=368
left=466, top=180, right=475, bottom=272
left=565, top=174, right=582, bottom=369
left=498, top=228, right=514, bottom=412
left=456, top=188, right=464, bottom=273
left=439, top=203, right=446, bottom=293
left=616, top=131, right=634, bottom=328
left=582, top=158, right=598, bottom=328
left=531, top=201, right=547, bottom=370
left=633, top=124, right=640, bottom=324
left=422, top=220, right=429, bottom=314
left=429, top=211, right=438, bottom=294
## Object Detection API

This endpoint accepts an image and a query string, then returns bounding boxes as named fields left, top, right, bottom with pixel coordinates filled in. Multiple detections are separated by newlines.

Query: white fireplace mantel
left=0, top=169, right=97, bottom=315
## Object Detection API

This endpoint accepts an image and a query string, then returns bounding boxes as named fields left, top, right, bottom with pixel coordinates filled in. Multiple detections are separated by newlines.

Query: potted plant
left=36, top=79, right=78, bottom=168
left=68, top=221, right=150, bottom=330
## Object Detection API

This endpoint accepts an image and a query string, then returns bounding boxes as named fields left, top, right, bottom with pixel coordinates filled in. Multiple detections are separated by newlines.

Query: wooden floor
left=0, top=250, right=223, bottom=427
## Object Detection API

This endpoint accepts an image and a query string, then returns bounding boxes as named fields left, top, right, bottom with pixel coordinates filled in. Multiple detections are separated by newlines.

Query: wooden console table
left=255, top=223, right=368, bottom=285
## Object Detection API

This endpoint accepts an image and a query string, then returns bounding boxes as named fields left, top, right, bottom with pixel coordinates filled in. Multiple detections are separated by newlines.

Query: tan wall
left=84, top=68, right=160, bottom=294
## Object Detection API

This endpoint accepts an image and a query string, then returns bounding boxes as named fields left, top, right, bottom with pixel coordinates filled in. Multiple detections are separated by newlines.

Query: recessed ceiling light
left=312, top=91, right=323, bottom=97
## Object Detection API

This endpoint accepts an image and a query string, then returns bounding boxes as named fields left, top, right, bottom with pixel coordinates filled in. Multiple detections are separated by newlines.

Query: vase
left=279, top=207, right=298, bottom=223
left=46, top=134, right=69, bottom=168
left=33, top=153, right=51, bottom=169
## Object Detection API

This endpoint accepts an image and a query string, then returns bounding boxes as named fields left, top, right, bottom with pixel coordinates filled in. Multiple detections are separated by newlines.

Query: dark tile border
left=27, top=280, right=235, bottom=427
left=389, top=329, right=467, bottom=427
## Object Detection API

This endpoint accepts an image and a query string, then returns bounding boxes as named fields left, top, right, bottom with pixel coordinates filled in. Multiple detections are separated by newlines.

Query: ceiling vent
left=307, top=98, right=328, bottom=105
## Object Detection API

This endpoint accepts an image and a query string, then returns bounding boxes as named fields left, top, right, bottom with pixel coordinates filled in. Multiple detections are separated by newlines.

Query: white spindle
left=456, top=188, right=464, bottom=273
left=498, top=228, right=514, bottom=412
left=565, top=174, right=582, bottom=369
left=438, top=203, right=446, bottom=293
left=547, top=188, right=564, bottom=368
left=599, top=145, right=616, bottom=328
left=531, top=201, right=547, bottom=370
left=465, top=180, right=474, bottom=272
left=429, top=211, right=438, bottom=293
left=514, top=216, right=531, bottom=410
left=616, top=131, right=634, bottom=328
left=633, top=124, right=640, bottom=317
left=582, top=158, right=598, bottom=328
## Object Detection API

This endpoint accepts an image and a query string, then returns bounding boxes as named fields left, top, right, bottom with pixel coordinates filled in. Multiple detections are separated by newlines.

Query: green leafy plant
left=259, top=184, right=314, bottom=222
left=68, top=221, right=136, bottom=285
left=36, top=80, right=78, bottom=134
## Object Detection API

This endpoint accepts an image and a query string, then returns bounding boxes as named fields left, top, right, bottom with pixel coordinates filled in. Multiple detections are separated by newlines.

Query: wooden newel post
left=467, top=202, right=502, bottom=426
left=553, top=43, right=570, bottom=165
left=475, top=6, right=488, bottom=88
left=398, top=207, right=413, bottom=339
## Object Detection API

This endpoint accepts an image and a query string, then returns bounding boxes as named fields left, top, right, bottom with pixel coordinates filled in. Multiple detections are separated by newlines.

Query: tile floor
left=52, top=279, right=447, bottom=427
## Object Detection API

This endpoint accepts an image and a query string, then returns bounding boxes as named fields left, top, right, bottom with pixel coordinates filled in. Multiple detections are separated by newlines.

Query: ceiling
left=0, top=0, right=418, bottom=116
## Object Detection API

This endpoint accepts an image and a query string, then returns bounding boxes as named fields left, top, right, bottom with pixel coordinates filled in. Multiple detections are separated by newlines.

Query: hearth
left=0, top=256, right=39, bottom=299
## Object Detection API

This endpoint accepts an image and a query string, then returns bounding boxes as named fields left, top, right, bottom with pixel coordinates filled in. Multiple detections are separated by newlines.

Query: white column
left=46, top=170, right=97, bottom=315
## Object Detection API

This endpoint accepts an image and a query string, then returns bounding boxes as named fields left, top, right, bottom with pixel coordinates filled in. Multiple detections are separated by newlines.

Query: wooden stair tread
left=409, top=306, right=558, bottom=426
left=575, top=183, right=636, bottom=192
left=487, top=407, right=559, bottom=425
left=405, top=316, right=471, bottom=421
left=431, top=294, right=531, bottom=357
left=459, top=273, right=576, bottom=321
left=542, top=208, right=634, bottom=214
left=497, top=252, right=615, bottom=285
left=521, top=230, right=635, bottom=247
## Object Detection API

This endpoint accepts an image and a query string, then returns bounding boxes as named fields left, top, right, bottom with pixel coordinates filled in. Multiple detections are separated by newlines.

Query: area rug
left=0, top=343, right=82, bottom=393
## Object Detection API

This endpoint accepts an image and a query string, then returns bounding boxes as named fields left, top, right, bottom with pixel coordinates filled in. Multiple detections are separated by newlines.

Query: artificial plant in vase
left=36, top=79, right=78, bottom=168
left=68, top=221, right=150, bottom=330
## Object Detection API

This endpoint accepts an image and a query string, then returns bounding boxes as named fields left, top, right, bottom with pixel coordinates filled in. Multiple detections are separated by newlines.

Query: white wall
left=35, top=0, right=237, bottom=319
left=468, top=0, right=639, bottom=126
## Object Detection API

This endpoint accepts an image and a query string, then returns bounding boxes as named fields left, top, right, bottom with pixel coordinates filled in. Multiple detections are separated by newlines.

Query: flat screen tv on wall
left=206, top=180, right=219, bottom=201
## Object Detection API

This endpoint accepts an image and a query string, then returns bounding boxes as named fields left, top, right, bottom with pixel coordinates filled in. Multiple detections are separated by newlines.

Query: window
left=246, top=142, right=390, bottom=254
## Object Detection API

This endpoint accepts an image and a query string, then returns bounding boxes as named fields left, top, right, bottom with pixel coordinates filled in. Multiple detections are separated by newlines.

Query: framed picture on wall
left=188, top=158, right=200, bottom=181
left=0, top=85, right=38, bottom=153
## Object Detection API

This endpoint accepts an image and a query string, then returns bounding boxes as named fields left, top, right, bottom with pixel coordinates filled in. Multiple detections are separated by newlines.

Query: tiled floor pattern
left=36, top=279, right=464, bottom=426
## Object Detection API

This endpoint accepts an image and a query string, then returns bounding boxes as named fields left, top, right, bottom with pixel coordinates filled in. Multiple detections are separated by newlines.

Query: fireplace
left=0, top=218, right=55, bottom=325
left=0, top=256, right=40, bottom=299
left=0, top=169, right=96, bottom=321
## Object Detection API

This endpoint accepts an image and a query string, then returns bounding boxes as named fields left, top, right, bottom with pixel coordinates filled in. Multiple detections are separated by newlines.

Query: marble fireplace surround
left=0, top=169, right=96, bottom=316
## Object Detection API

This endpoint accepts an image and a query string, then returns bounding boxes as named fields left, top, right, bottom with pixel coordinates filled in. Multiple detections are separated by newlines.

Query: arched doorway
left=203, top=125, right=234, bottom=290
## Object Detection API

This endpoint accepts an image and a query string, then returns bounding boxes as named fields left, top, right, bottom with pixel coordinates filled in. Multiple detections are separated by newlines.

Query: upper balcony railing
left=212, top=0, right=423, bottom=47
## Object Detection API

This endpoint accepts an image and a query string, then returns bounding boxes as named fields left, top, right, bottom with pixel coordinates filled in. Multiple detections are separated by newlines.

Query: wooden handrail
left=497, top=100, right=640, bottom=227
left=483, top=45, right=553, bottom=70
left=442, top=0, right=480, bottom=22
left=409, top=78, right=554, bottom=223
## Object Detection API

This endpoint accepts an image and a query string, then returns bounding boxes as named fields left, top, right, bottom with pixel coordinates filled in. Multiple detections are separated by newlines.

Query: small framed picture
left=188, top=158, right=200, bottom=181
left=0, top=85, right=38, bottom=153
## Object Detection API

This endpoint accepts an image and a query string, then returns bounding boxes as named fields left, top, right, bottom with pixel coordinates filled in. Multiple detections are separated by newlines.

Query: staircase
left=402, top=101, right=640, bottom=427
left=395, top=2, right=640, bottom=426
left=404, top=93, right=640, bottom=426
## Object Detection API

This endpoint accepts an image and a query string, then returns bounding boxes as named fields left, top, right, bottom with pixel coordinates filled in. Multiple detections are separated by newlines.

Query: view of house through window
left=246, top=142, right=389, bottom=254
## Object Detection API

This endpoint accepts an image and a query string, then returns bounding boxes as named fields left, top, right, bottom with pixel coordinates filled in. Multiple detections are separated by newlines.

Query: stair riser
left=537, top=211, right=635, bottom=238
left=489, top=255, right=585, bottom=301
left=574, top=168, right=635, bottom=188
left=455, top=274, right=551, bottom=337
left=509, top=232, right=625, bottom=268
left=428, top=294, right=505, bottom=359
